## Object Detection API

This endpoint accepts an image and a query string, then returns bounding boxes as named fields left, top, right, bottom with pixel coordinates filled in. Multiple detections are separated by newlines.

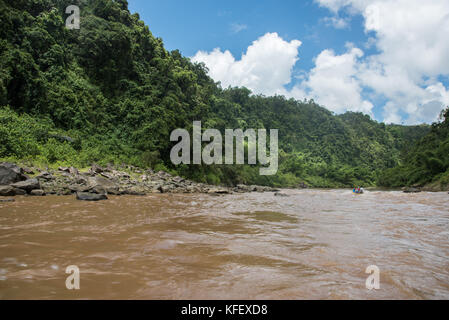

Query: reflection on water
left=0, top=189, right=448, bottom=299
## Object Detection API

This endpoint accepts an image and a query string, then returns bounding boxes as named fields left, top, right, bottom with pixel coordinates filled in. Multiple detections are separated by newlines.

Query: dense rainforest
left=0, top=0, right=444, bottom=189
left=378, top=108, right=449, bottom=190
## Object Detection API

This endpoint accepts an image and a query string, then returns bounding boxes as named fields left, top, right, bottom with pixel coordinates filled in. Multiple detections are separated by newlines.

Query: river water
left=0, top=190, right=448, bottom=299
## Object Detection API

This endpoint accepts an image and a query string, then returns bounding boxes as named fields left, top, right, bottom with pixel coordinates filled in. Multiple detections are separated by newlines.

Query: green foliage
left=0, top=0, right=433, bottom=188
left=0, top=106, right=46, bottom=158
left=378, top=108, right=449, bottom=188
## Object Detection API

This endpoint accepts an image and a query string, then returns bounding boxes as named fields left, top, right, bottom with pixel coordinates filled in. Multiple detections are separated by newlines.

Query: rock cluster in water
left=0, top=162, right=279, bottom=201
left=402, top=187, right=422, bottom=193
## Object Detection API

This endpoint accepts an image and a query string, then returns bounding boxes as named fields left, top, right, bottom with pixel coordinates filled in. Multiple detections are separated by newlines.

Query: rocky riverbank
left=402, top=182, right=449, bottom=193
left=0, top=162, right=279, bottom=201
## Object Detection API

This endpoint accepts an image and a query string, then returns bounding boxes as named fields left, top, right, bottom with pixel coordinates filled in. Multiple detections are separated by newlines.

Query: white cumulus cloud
left=192, top=1, right=449, bottom=124
left=316, top=0, right=449, bottom=123
left=296, top=46, right=374, bottom=115
left=191, top=32, right=302, bottom=96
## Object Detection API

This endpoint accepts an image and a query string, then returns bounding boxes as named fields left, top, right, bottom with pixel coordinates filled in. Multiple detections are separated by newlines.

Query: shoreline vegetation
left=1, top=0, right=448, bottom=192
left=1, top=161, right=446, bottom=204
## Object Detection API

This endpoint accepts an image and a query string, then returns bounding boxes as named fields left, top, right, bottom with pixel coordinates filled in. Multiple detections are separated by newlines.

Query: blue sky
left=128, top=0, right=449, bottom=124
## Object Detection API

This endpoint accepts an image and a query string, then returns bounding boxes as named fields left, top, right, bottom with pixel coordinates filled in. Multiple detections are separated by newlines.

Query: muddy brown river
left=0, top=190, right=448, bottom=299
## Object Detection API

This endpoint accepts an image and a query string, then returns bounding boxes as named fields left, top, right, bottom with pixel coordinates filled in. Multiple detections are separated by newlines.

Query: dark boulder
left=173, top=176, right=185, bottom=183
left=255, top=186, right=278, bottom=192
left=158, top=185, right=170, bottom=193
left=87, top=176, right=120, bottom=195
left=0, top=198, right=15, bottom=203
left=207, top=188, right=230, bottom=194
left=123, top=186, right=147, bottom=196
left=156, top=171, right=171, bottom=180
left=124, top=190, right=146, bottom=196
left=403, top=187, right=421, bottom=193
left=36, top=172, right=54, bottom=181
left=236, top=184, right=252, bottom=192
left=89, top=164, right=104, bottom=175
left=76, top=192, right=108, bottom=201
left=68, top=184, right=91, bottom=193
left=91, top=176, right=116, bottom=187
left=274, top=192, right=290, bottom=197
left=11, top=179, right=40, bottom=192
left=0, top=163, right=28, bottom=185
left=0, top=186, right=27, bottom=196
left=0, top=185, right=15, bottom=196
left=105, top=188, right=123, bottom=195
left=100, top=172, right=114, bottom=180
left=13, top=188, right=27, bottom=195
left=72, top=175, right=87, bottom=185
left=57, top=189, right=72, bottom=196
left=30, top=189, right=45, bottom=196
left=90, top=185, right=107, bottom=195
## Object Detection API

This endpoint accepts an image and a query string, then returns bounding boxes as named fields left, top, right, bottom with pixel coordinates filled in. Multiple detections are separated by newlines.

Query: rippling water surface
left=1, top=190, right=448, bottom=299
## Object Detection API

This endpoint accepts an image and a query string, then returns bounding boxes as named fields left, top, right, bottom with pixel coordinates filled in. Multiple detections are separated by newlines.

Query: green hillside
left=378, top=108, right=449, bottom=190
left=0, top=0, right=432, bottom=188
